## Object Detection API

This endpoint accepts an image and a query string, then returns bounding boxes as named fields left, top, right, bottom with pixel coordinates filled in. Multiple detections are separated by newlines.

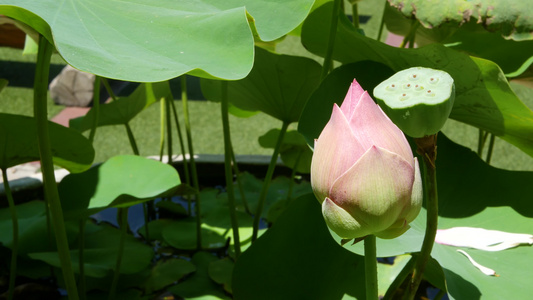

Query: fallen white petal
left=456, top=250, right=498, bottom=277
left=435, top=227, right=533, bottom=251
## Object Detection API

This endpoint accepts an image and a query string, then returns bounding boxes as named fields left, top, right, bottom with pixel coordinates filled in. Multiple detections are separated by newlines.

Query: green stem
left=101, top=78, right=117, bottom=101
left=320, top=0, right=342, bottom=81
left=376, top=0, right=387, bottom=41
left=351, top=2, right=359, bottom=29
left=405, top=134, right=439, bottom=300
left=485, top=134, right=495, bottom=164
left=231, top=149, right=250, bottom=214
left=252, top=121, right=289, bottom=242
left=382, top=255, right=416, bottom=300
left=159, top=99, right=165, bottom=162
left=34, top=36, right=79, bottom=300
left=108, top=208, right=128, bottom=300
left=399, top=20, right=419, bottom=48
left=181, top=76, right=202, bottom=249
left=2, top=168, right=17, bottom=300
left=78, top=219, right=86, bottom=300
left=170, top=87, right=192, bottom=215
left=364, top=235, right=378, bottom=300
left=170, top=94, right=190, bottom=186
left=220, top=81, right=241, bottom=258
left=165, top=95, right=173, bottom=164
left=125, top=122, right=140, bottom=156
left=88, top=76, right=100, bottom=143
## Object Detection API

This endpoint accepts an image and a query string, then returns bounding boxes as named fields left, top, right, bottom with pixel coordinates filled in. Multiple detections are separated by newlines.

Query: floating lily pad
left=142, top=258, right=196, bottom=294
left=59, top=155, right=180, bottom=219
left=29, top=221, right=154, bottom=278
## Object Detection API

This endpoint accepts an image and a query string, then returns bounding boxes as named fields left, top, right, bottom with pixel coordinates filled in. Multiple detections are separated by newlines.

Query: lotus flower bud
left=311, top=80, right=422, bottom=239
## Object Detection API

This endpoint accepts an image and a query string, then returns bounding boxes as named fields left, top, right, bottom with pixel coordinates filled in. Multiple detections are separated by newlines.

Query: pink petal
left=322, top=197, right=370, bottom=239
left=339, top=79, right=365, bottom=121
left=311, top=104, right=366, bottom=202
left=328, top=146, right=415, bottom=234
left=349, top=91, right=414, bottom=165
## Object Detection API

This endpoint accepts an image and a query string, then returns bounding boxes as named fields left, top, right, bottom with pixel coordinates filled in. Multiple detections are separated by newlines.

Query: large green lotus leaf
left=388, top=0, right=533, bottom=41
left=29, top=221, right=154, bottom=278
left=258, top=129, right=313, bottom=173
left=301, top=3, right=533, bottom=157
left=232, top=193, right=365, bottom=300
left=70, top=81, right=171, bottom=132
left=0, top=113, right=94, bottom=172
left=384, top=6, right=533, bottom=77
left=297, top=61, right=394, bottom=146
left=0, top=0, right=314, bottom=81
left=59, top=155, right=180, bottom=219
left=0, top=201, right=77, bottom=254
left=327, top=135, right=533, bottom=299
left=200, top=47, right=322, bottom=123
left=168, top=252, right=230, bottom=300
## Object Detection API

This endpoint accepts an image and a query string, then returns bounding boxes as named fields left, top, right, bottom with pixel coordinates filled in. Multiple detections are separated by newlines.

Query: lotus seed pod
left=373, top=67, right=455, bottom=138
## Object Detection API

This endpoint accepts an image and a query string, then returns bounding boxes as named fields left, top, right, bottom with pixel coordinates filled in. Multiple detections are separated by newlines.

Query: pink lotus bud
left=311, top=80, right=423, bottom=239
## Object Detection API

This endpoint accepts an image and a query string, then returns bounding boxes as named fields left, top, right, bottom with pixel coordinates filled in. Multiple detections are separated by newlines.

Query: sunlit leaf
left=0, top=0, right=314, bottom=81
left=59, top=155, right=180, bottom=219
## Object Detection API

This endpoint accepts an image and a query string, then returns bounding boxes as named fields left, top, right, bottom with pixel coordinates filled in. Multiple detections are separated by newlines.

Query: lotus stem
left=220, top=81, right=241, bottom=258
left=382, top=255, right=416, bottom=300
left=170, top=93, right=191, bottom=186
left=364, top=235, right=378, bottom=300
left=351, top=1, right=359, bottom=29
left=181, top=75, right=202, bottom=249
left=88, top=76, right=100, bottom=143
left=231, top=148, right=250, bottom=214
left=78, top=220, right=86, bottom=300
left=101, top=78, right=117, bottom=101
left=376, top=0, right=387, bottom=41
left=159, top=99, right=165, bottom=162
left=486, top=134, right=495, bottom=164
left=252, top=121, right=289, bottom=242
left=2, top=168, right=17, bottom=300
left=164, top=95, right=173, bottom=165
left=405, top=134, right=439, bottom=300
left=399, top=20, right=419, bottom=48
left=34, top=36, right=79, bottom=300
left=125, top=122, right=140, bottom=156
left=109, top=208, right=129, bottom=300
left=320, top=0, right=342, bottom=81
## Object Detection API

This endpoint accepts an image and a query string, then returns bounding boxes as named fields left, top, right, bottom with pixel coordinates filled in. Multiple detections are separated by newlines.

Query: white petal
left=435, top=227, right=533, bottom=251
left=457, top=250, right=498, bottom=277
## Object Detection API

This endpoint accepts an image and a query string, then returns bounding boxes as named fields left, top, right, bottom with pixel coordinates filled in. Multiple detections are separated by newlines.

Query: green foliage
left=201, top=47, right=322, bottom=123
left=388, top=0, right=533, bottom=41
left=301, top=3, right=533, bottom=157
left=0, top=0, right=314, bottom=81
left=2, top=0, right=533, bottom=299
left=0, top=113, right=94, bottom=171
